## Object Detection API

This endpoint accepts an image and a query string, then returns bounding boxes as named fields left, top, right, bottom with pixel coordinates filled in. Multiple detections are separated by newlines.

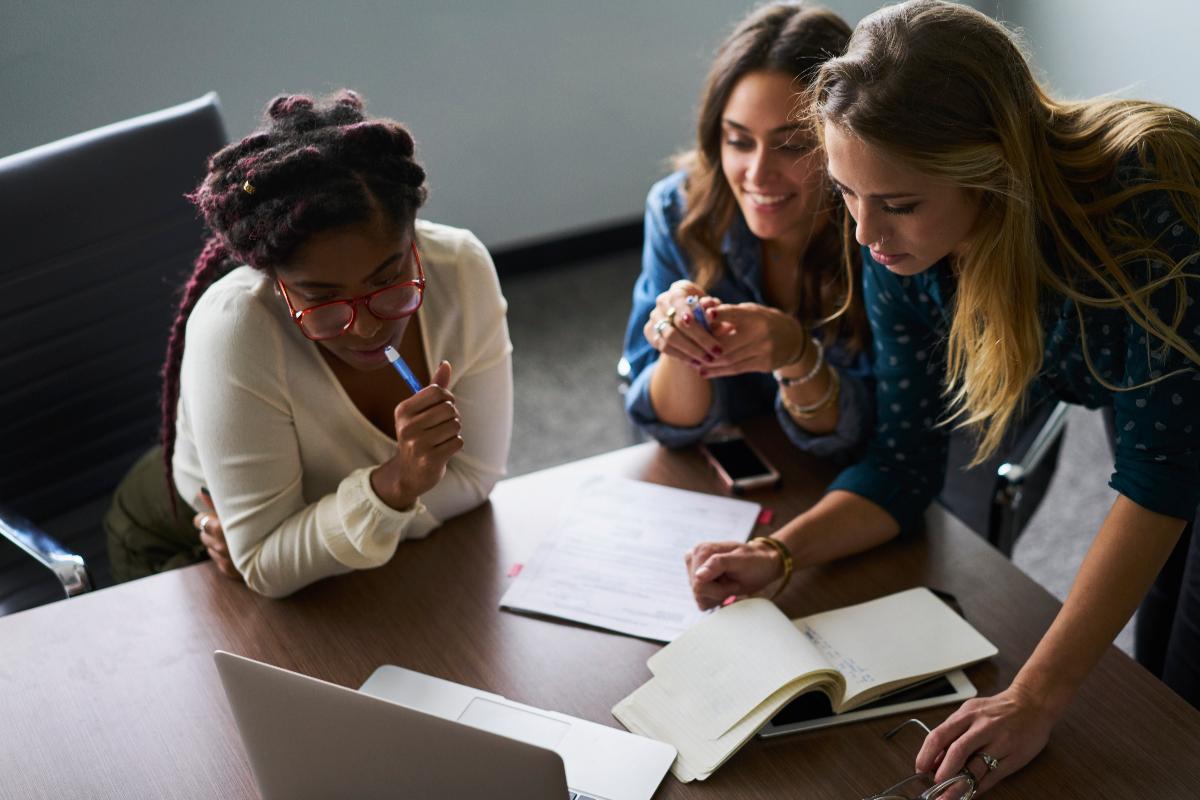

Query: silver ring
left=686, top=295, right=699, bottom=307
left=653, top=318, right=671, bottom=338
left=198, top=513, right=212, bottom=535
left=976, top=751, right=999, bottom=772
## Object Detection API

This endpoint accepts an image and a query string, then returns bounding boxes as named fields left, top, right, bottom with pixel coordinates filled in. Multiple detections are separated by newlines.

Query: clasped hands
left=643, top=280, right=807, bottom=378
left=192, top=490, right=238, bottom=580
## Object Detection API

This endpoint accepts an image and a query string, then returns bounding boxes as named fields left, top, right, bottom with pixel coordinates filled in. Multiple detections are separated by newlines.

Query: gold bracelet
left=750, top=535, right=793, bottom=600
left=781, top=367, right=840, bottom=419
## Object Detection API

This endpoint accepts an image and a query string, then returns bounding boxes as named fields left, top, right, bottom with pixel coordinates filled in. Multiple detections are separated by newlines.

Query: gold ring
left=665, top=306, right=677, bottom=325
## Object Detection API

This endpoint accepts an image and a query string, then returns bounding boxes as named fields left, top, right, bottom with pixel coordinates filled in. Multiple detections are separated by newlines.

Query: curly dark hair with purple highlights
left=161, top=89, right=427, bottom=508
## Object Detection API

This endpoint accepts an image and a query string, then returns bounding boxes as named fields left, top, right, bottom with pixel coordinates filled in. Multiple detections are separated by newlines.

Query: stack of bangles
left=750, top=535, right=794, bottom=600
left=773, top=336, right=839, bottom=419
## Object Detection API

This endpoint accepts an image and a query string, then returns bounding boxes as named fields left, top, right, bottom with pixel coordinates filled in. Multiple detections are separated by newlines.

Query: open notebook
left=612, top=587, right=997, bottom=782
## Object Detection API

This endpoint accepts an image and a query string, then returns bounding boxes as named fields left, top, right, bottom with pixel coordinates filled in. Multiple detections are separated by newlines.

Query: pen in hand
left=687, top=295, right=711, bottom=332
left=384, top=345, right=423, bottom=393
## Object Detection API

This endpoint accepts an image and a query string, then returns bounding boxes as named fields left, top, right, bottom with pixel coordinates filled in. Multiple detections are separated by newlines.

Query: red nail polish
left=704, top=354, right=714, bottom=362
left=698, top=369, right=708, bottom=378
left=712, top=346, right=723, bottom=355
left=691, top=358, right=701, bottom=367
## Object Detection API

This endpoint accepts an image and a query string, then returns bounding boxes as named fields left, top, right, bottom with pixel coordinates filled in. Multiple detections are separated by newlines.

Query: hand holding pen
left=696, top=303, right=809, bottom=379
left=644, top=280, right=731, bottom=367
left=369, top=354, right=464, bottom=511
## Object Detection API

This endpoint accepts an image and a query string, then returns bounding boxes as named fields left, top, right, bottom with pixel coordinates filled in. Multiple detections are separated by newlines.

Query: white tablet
left=756, top=670, right=977, bottom=738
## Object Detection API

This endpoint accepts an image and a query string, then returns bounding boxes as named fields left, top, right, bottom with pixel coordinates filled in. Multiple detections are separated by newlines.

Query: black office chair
left=941, top=399, right=1069, bottom=556
left=0, top=93, right=228, bottom=616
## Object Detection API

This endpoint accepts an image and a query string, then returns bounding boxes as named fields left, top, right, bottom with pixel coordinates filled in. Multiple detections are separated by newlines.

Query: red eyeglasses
left=277, top=242, right=426, bottom=341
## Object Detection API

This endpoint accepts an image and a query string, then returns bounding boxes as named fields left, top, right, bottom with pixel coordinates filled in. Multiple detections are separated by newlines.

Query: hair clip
left=242, top=180, right=256, bottom=195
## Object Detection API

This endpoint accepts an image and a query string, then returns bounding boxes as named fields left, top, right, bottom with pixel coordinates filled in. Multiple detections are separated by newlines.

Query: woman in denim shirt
left=622, top=2, right=871, bottom=463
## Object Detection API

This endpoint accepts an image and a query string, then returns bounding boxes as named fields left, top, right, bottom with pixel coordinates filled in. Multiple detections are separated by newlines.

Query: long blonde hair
left=679, top=2, right=867, bottom=351
left=811, top=0, right=1200, bottom=462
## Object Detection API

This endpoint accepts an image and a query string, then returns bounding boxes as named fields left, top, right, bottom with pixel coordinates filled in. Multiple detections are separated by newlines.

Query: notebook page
left=499, top=475, right=760, bottom=642
left=794, top=587, right=997, bottom=708
left=648, top=598, right=832, bottom=740
left=613, top=673, right=812, bottom=782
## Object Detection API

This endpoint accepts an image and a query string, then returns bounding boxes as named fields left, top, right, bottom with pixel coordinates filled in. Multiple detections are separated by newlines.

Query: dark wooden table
left=2, top=420, right=1198, bottom=798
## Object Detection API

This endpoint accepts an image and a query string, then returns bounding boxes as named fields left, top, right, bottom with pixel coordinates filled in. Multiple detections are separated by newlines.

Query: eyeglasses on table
left=862, top=718, right=989, bottom=800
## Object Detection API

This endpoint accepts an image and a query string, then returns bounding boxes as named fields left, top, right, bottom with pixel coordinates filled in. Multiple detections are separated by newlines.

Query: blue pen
left=384, top=345, right=423, bottom=393
left=687, top=296, right=710, bottom=332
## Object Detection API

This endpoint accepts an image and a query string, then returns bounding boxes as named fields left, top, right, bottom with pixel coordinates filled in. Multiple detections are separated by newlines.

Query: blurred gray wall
left=977, top=1, right=1198, bottom=115
left=9, top=1, right=1183, bottom=250
left=2, top=0, right=893, bottom=250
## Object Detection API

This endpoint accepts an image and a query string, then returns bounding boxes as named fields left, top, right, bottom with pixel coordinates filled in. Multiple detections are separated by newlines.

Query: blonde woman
left=686, top=0, right=1200, bottom=792
left=622, top=3, right=871, bottom=460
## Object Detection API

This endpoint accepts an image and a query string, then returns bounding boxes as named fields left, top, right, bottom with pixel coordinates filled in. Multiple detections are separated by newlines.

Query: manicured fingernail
left=681, top=315, right=691, bottom=326
left=704, top=353, right=714, bottom=362
left=691, top=358, right=701, bottom=367
left=712, top=346, right=723, bottom=355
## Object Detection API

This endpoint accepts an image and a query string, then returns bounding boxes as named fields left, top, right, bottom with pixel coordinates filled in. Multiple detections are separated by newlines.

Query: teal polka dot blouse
left=829, top=176, right=1200, bottom=531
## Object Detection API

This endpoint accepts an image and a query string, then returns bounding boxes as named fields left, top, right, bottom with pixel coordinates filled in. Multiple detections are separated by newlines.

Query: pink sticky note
left=757, top=508, right=774, bottom=526
left=507, top=563, right=523, bottom=578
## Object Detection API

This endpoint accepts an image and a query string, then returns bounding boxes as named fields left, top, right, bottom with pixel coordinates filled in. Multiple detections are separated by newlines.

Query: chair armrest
left=617, top=357, right=633, bottom=383
left=997, top=401, right=1070, bottom=486
left=989, top=401, right=1070, bottom=556
left=0, top=508, right=93, bottom=598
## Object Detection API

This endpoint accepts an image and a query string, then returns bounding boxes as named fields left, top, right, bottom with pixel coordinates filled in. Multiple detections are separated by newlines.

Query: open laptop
left=214, top=651, right=675, bottom=800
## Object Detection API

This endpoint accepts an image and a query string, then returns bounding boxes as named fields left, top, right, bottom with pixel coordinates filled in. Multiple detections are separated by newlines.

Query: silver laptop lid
left=214, top=651, right=569, bottom=800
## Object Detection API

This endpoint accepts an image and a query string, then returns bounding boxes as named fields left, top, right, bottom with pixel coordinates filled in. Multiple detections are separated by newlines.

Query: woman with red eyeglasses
left=103, top=90, right=512, bottom=598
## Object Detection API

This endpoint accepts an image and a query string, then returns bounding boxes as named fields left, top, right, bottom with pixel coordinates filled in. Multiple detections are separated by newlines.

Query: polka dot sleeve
left=826, top=251, right=951, bottom=532
left=1106, top=189, right=1200, bottom=520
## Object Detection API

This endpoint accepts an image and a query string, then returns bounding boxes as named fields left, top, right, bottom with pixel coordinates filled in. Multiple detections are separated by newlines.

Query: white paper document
left=499, top=475, right=761, bottom=642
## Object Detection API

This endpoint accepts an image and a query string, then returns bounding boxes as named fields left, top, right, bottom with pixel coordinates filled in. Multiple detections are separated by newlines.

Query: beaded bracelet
left=781, top=367, right=840, bottom=419
left=773, top=336, right=823, bottom=387
left=749, top=536, right=794, bottom=600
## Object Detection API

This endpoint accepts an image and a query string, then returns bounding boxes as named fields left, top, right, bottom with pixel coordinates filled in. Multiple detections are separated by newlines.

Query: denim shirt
left=830, top=172, right=1200, bottom=532
left=621, top=171, right=874, bottom=462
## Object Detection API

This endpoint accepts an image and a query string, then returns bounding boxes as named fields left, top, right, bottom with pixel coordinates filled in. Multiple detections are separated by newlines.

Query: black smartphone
left=698, top=428, right=781, bottom=494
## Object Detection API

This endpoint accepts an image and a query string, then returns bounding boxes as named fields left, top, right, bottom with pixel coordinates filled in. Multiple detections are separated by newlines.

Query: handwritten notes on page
left=499, top=475, right=761, bottom=642
left=613, top=589, right=998, bottom=782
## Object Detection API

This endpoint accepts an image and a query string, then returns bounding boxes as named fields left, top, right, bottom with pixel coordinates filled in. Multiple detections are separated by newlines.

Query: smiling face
left=822, top=121, right=981, bottom=275
left=720, top=70, right=827, bottom=251
left=275, top=213, right=418, bottom=371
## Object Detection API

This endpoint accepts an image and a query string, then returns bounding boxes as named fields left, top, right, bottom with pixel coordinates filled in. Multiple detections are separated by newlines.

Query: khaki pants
left=104, top=446, right=205, bottom=583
